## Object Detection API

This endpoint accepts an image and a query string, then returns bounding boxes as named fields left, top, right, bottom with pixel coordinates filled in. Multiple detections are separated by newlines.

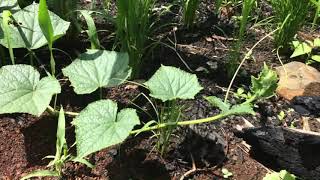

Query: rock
left=276, top=62, right=320, bottom=100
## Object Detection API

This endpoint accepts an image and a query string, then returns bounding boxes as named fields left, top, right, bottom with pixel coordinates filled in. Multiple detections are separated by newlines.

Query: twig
left=180, top=153, right=197, bottom=180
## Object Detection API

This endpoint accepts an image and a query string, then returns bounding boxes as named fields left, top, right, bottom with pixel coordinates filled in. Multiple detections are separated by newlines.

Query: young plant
left=222, top=168, right=233, bottom=179
left=227, top=0, right=256, bottom=76
left=182, top=0, right=200, bottom=28
left=263, top=170, right=296, bottom=180
left=144, top=65, right=203, bottom=155
left=39, top=0, right=56, bottom=75
left=271, top=0, right=310, bottom=48
left=233, top=63, right=278, bottom=104
left=290, top=38, right=320, bottom=64
left=79, top=10, right=100, bottom=49
left=21, top=108, right=93, bottom=179
left=115, top=0, right=154, bottom=78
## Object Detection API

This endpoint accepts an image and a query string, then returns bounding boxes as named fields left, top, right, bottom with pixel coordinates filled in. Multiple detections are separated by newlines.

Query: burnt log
left=236, top=126, right=320, bottom=179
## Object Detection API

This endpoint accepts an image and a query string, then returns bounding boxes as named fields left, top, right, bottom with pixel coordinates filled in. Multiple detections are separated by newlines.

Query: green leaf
left=48, top=107, right=67, bottom=167
left=0, top=0, right=20, bottom=11
left=62, top=50, right=131, bottom=94
left=39, top=0, right=54, bottom=45
left=290, top=42, right=312, bottom=58
left=20, top=170, right=59, bottom=180
left=263, top=170, right=296, bottom=180
left=311, top=55, right=320, bottom=62
left=144, top=65, right=203, bottom=102
left=0, top=3, right=70, bottom=49
left=227, top=104, right=255, bottom=116
left=2, top=10, right=15, bottom=64
left=79, top=10, right=100, bottom=49
left=314, top=38, right=320, bottom=47
left=73, top=100, right=140, bottom=158
left=205, top=96, right=230, bottom=112
left=251, top=63, right=278, bottom=99
left=0, top=65, right=61, bottom=116
left=72, top=157, right=94, bottom=168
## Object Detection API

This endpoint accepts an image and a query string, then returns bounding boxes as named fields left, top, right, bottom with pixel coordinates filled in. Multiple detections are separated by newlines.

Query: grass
left=116, top=0, right=155, bottom=79
left=227, top=0, right=256, bottom=77
left=182, top=0, right=200, bottom=28
left=271, top=0, right=310, bottom=48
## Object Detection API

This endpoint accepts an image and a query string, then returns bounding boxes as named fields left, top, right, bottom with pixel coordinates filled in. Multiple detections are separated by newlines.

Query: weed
left=310, top=0, right=320, bottom=30
left=271, top=0, right=310, bottom=48
left=115, top=0, right=155, bottom=79
left=182, top=0, right=200, bottom=28
left=227, top=0, right=256, bottom=76
left=21, top=108, right=93, bottom=179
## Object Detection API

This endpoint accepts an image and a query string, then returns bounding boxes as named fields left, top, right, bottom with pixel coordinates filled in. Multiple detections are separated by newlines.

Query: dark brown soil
left=1, top=0, right=320, bottom=179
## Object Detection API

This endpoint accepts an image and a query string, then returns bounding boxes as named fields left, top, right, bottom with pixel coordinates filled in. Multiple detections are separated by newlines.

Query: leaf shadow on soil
left=22, top=116, right=57, bottom=166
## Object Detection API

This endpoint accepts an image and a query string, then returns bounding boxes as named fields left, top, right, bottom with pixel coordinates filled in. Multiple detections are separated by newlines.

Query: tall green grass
left=310, top=0, right=320, bottom=30
left=271, top=0, right=310, bottom=48
left=116, top=0, right=154, bottom=79
left=227, top=0, right=256, bottom=77
left=182, top=0, right=200, bottom=28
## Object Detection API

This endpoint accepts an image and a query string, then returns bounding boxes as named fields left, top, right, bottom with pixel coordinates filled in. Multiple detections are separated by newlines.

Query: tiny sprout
left=277, top=111, right=286, bottom=121
left=222, top=168, right=233, bottom=179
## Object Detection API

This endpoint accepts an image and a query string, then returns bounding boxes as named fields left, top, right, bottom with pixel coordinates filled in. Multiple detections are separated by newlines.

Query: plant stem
left=130, top=113, right=226, bottom=135
left=224, top=29, right=278, bottom=103
left=99, top=88, right=103, bottom=99
left=50, top=47, right=55, bottom=75
left=47, top=106, right=79, bottom=116
left=29, top=50, right=34, bottom=66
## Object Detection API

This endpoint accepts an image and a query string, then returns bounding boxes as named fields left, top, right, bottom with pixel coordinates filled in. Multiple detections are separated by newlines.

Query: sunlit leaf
left=0, top=3, right=70, bottom=49
left=63, top=50, right=131, bottom=94
left=0, top=65, right=61, bottom=116
left=144, top=65, right=203, bottom=102
left=73, top=100, right=140, bottom=158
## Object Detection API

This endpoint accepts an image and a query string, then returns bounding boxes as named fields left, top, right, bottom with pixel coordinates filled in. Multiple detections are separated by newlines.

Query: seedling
left=233, top=64, right=278, bottom=105
left=21, top=108, right=93, bottom=179
left=143, top=65, right=203, bottom=155
left=222, top=168, right=233, bottom=179
left=290, top=38, right=320, bottom=64
left=182, top=0, right=200, bottom=28
left=277, top=111, right=286, bottom=121
left=263, top=170, right=296, bottom=180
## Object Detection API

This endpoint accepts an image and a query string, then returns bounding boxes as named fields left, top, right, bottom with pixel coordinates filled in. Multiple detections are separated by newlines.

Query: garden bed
left=1, top=0, right=320, bottom=179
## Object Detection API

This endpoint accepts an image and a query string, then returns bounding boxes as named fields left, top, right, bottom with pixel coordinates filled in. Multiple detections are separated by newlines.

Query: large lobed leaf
left=62, top=50, right=131, bottom=94
left=0, top=3, right=70, bottom=49
left=0, top=0, right=20, bottom=11
left=0, top=65, right=61, bottom=116
left=144, top=65, right=203, bottom=102
left=73, top=100, right=140, bottom=158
